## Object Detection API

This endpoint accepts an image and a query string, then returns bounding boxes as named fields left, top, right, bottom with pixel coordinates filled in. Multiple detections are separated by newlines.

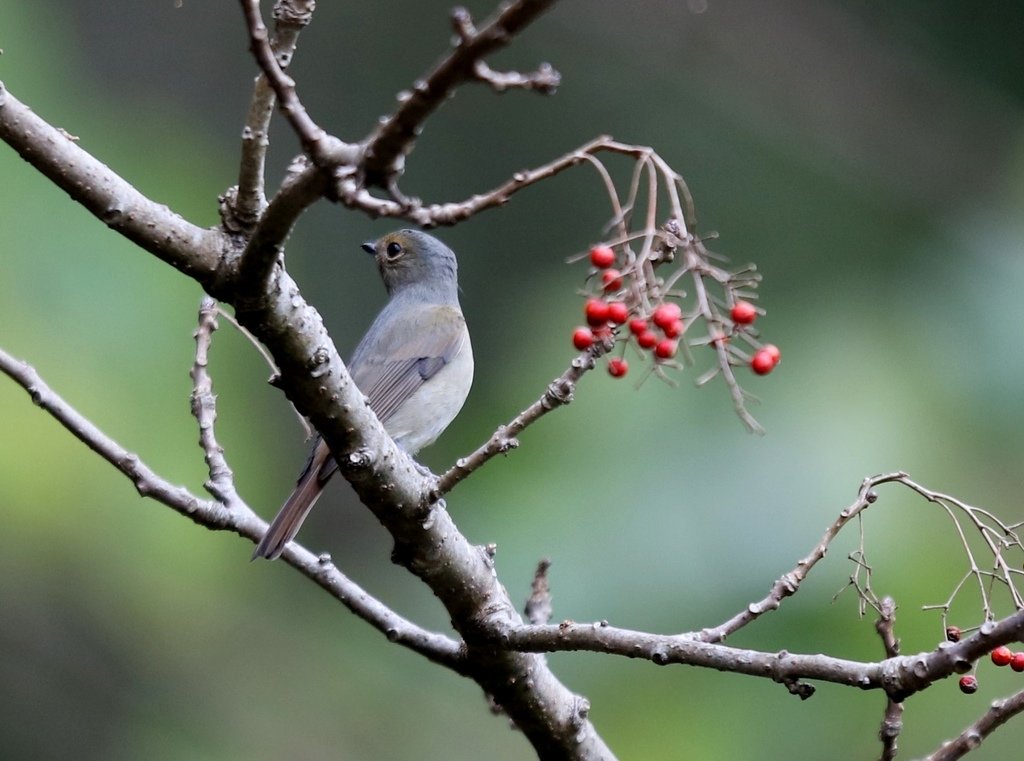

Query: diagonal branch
left=238, top=0, right=354, bottom=173
left=485, top=608, right=1024, bottom=701
left=0, top=81, right=225, bottom=286
left=0, top=344, right=464, bottom=669
left=362, top=1, right=561, bottom=189
left=924, top=688, right=1024, bottom=761
left=2, top=68, right=616, bottom=757
left=437, top=346, right=606, bottom=495
left=700, top=472, right=908, bottom=643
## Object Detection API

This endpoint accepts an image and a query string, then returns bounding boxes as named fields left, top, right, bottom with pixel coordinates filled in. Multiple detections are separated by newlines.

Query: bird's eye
left=385, top=241, right=403, bottom=259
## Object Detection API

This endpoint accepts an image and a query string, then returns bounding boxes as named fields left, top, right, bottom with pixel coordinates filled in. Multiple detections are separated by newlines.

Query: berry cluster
left=947, top=626, right=1024, bottom=694
left=990, top=645, right=1024, bottom=672
left=572, top=243, right=781, bottom=381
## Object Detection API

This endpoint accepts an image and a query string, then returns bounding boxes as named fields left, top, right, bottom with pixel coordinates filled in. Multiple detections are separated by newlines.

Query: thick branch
left=230, top=264, right=614, bottom=758
left=2, top=58, right=614, bottom=757
left=876, top=598, right=904, bottom=761
left=488, top=610, right=1024, bottom=700
left=0, top=81, right=226, bottom=288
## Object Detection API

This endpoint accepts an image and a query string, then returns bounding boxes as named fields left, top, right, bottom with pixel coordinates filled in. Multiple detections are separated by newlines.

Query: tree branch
left=875, top=597, right=904, bottom=761
left=485, top=609, right=1024, bottom=701
left=238, top=0, right=354, bottom=172
left=362, top=1, right=561, bottom=189
left=0, top=81, right=225, bottom=287
left=925, top=689, right=1024, bottom=761
left=229, top=0, right=317, bottom=230
left=700, top=472, right=907, bottom=643
left=437, top=346, right=605, bottom=494
left=0, top=344, right=464, bottom=669
left=191, top=297, right=245, bottom=510
left=2, top=54, right=616, bottom=759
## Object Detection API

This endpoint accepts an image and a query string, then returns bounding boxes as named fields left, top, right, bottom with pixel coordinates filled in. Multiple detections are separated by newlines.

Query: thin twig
left=699, top=472, right=906, bottom=643
left=214, top=304, right=312, bottom=438
left=0, top=345, right=464, bottom=668
left=362, top=1, right=560, bottom=189
left=525, top=559, right=554, bottom=625
left=437, top=348, right=602, bottom=494
left=191, top=297, right=244, bottom=508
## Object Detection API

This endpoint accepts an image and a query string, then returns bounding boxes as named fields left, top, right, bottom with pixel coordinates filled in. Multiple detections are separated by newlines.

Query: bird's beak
left=361, top=241, right=375, bottom=255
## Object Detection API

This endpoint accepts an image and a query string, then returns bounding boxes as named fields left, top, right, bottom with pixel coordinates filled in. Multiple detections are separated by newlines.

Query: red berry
left=628, top=318, right=649, bottom=336
left=958, top=675, right=978, bottom=694
left=589, top=245, right=616, bottom=269
left=991, top=646, right=1014, bottom=667
left=1012, top=653, right=1024, bottom=673
left=607, top=357, right=628, bottom=378
left=607, top=301, right=629, bottom=325
left=592, top=324, right=612, bottom=340
left=651, top=302, right=682, bottom=330
left=762, top=343, right=782, bottom=363
left=751, top=349, right=777, bottom=375
left=662, top=319, right=685, bottom=339
left=730, top=300, right=758, bottom=325
left=572, top=327, right=594, bottom=351
left=585, top=298, right=610, bottom=326
left=601, top=269, right=624, bottom=291
left=636, top=330, right=658, bottom=350
left=654, top=339, right=677, bottom=360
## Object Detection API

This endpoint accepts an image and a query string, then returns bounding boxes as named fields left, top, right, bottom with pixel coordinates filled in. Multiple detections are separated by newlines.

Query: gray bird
left=253, top=229, right=474, bottom=560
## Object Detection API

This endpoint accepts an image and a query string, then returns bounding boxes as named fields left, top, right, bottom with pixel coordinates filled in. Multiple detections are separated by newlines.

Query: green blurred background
left=2, top=1, right=1024, bottom=758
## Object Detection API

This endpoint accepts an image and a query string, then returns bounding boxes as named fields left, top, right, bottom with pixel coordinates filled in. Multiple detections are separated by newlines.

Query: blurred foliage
left=2, top=1, right=1024, bottom=759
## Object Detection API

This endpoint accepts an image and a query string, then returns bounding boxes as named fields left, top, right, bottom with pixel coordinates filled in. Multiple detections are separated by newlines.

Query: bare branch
left=229, top=0, right=317, bottom=230
left=486, top=609, right=1024, bottom=700
left=0, top=346, right=229, bottom=524
left=238, top=0, right=353, bottom=172
left=924, top=689, right=1024, bottom=761
left=236, top=159, right=327, bottom=297
left=233, top=0, right=358, bottom=295
left=0, top=81, right=224, bottom=286
left=437, top=347, right=604, bottom=494
left=2, top=60, right=615, bottom=752
left=191, top=297, right=244, bottom=509
left=0, top=345, right=464, bottom=668
left=525, top=559, right=554, bottom=625
left=363, top=1, right=561, bottom=188
left=876, top=597, right=904, bottom=761
left=472, top=60, right=561, bottom=93
left=700, top=473, right=905, bottom=643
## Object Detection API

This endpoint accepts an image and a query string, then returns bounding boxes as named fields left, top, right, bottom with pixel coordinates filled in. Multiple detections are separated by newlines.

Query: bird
left=252, top=229, right=473, bottom=560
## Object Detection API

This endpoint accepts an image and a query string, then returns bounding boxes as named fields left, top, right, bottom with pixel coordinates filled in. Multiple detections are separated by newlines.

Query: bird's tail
left=252, top=440, right=330, bottom=560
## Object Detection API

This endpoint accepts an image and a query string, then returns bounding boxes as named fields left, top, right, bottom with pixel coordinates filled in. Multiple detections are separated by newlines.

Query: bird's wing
left=350, top=302, right=468, bottom=424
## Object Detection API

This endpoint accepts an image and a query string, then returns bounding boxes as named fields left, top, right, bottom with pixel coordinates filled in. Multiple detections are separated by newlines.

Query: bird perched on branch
left=253, top=229, right=474, bottom=560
